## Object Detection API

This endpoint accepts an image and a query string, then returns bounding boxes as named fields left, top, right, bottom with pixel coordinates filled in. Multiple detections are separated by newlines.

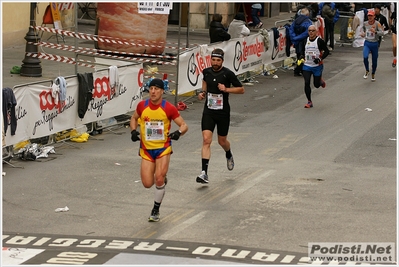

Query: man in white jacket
left=228, top=13, right=250, bottom=39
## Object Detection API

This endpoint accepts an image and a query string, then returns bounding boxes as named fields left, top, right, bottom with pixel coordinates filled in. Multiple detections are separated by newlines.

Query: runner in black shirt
left=196, top=48, right=245, bottom=184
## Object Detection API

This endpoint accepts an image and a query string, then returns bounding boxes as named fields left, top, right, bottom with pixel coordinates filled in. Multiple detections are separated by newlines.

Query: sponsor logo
left=34, top=90, right=75, bottom=135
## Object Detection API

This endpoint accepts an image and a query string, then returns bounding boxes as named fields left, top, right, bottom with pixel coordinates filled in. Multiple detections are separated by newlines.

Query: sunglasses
left=308, top=29, right=316, bottom=32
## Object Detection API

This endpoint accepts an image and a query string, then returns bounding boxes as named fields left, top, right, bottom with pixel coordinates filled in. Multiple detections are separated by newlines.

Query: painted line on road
left=165, top=246, right=190, bottom=251
left=262, top=134, right=304, bottom=155
left=133, top=169, right=273, bottom=239
left=220, top=170, right=276, bottom=205
left=157, top=211, right=207, bottom=240
left=169, top=209, right=196, bottom=224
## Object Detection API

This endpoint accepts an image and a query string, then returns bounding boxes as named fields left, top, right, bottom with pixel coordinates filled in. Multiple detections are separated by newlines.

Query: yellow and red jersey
left=136, top=99, right=180, bottom=150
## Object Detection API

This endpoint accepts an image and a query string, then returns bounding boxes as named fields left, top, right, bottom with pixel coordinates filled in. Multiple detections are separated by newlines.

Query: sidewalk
left=2, top=12, right=295, bottom=90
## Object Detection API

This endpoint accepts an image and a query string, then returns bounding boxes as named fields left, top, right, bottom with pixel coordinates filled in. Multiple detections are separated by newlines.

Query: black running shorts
left=201, top=112, right=230, bottom=136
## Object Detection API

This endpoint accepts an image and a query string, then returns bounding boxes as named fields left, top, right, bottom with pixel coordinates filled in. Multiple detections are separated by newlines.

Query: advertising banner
left=5, top=64, right=143, bottom=146
left=177, top=29, right=296, bottom=95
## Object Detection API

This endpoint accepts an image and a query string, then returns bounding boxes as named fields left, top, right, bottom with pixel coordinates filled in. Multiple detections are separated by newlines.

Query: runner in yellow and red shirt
left=130, top=78, right=188, bottom=222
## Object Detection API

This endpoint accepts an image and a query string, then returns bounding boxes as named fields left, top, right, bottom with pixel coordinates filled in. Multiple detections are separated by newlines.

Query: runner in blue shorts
left=300, top=24, right=330, bottom=108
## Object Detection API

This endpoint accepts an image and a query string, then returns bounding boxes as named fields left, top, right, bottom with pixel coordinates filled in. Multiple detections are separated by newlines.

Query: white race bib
left=366, top=29, right=375, bottom=39
left=305, top=51, right=317, bottom=61
left=145, top=121, right=164, bottom=141
left=207, top=92, right=223, bottom=110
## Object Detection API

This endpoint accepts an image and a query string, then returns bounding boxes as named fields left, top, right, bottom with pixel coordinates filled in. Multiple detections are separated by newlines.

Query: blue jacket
left=289, top=15, right=313, bottom=46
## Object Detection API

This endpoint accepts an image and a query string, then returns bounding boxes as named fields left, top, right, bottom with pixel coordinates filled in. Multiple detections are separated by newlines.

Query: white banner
left=177, top=29, right=296, bottom=95
left=5, top=64, right=143, bottom=146
left=77, top=65, right=142, bottom=124
left=137, top=2, right=154, bottom=14
left=137, top=2, right=171, bottom=14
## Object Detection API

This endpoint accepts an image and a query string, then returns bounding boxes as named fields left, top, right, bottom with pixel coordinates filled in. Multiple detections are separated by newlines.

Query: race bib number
left=306, top=51, right=317, bottom=61
left=207, top=93, right=223, bottom=110
left=145, top=121, right=164, bottom=141
left=366, top=30, right=375, bottom=39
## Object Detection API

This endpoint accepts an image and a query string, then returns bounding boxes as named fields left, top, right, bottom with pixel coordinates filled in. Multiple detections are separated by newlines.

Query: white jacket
left=228, top=19, right=250, bottom=39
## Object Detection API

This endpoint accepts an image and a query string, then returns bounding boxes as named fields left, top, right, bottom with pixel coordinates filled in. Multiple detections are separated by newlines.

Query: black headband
left=211, top=53, right=224, bottom=60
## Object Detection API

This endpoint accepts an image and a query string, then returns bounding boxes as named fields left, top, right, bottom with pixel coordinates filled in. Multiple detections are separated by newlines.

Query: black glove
left=168, top=130, right=181, bottom=140
left=131, top=130, right=140, bottom=142
left=313, top=58, right=321, bottom=64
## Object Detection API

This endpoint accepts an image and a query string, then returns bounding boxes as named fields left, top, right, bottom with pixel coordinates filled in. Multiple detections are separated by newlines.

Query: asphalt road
left=2, top=22, right=397, bottom=265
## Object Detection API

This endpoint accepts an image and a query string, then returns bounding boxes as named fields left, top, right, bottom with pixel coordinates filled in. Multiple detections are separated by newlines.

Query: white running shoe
left=196, top=171, right=208, bottom=184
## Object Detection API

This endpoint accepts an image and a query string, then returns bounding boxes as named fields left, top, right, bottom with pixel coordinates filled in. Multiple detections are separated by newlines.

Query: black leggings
left=302, top=70, right=322, bottom=102
left=324, top=21, right=335, bottom=49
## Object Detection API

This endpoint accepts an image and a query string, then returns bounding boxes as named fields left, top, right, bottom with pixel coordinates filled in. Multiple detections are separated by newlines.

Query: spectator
left=390, top=3, right=397, bottom=67
left=308, top=3, right=320, bottom=21
left=209, top=13, right=231, bottom=43
left=320, top=2, right=340, bottom=51
left=251, top=3, right=263, bottom=28
left=297, top=2, right=319, bottom=21
left=375, top=4, right=389, bottom=31
left=374, top=4, right=389, bottom=47
left=337, top=3, right=354, bottom=42
left=289, top=7, right=313, bottom=76
left=228, top=13, right=250, bottom=39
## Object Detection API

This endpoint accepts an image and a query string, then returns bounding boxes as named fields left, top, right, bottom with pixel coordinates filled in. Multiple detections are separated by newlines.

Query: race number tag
left=145, top=121, right=164, bottom=141
left=207, top=93, right=223, bottom=110
left=366, top=29, right=375, bottom=39
left=306, top=51, right=317, bottom=61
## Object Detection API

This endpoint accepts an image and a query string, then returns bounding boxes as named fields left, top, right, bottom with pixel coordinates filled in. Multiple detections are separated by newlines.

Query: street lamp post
left=20, top=2, right=42, bottom=77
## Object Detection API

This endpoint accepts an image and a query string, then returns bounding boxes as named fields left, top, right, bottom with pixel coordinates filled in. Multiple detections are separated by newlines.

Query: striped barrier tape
left=32, top=41, right=177, bottom=61
left=31, top=41, right=177, bottom=66
left=58, top=2, right=74, bottom=10
left=25, top=52, right=177, bottom=83
left=33, top=26, right=192, bottom=50
left=26, top=52, right=95, bottom=68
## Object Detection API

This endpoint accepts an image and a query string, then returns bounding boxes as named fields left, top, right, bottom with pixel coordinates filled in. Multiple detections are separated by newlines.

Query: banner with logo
left=5, top=64, right=143, bottom=146
left=177, top=29, right=296, bottom=95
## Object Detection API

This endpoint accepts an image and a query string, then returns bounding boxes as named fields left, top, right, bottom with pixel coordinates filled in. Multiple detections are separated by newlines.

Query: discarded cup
left=364, top=108, right=372, bottom=112
left=55, top=206, right=69, bottom=212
